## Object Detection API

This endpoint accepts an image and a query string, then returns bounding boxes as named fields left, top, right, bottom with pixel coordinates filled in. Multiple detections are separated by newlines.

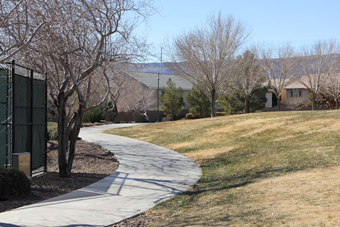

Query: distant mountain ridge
left=132, top=62, right=175, bottom=74
left=132, top=54, right=340, bottom=75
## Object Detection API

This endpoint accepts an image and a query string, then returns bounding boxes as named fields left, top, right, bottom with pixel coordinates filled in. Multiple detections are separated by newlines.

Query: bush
left=185, top=113, right=195, bottom=119
left=186, top=86, right=211, bottom=118
left=47, top=122, right=58, bottom=140
left=166, top=114, right=173, bottom=120
left=83, top=107, right=106, bottom=123
left=0, top=168, right=31, bottom=198
left=216, top=112, right=228, bottom=117
left=160, top=79, right=185, bottom=120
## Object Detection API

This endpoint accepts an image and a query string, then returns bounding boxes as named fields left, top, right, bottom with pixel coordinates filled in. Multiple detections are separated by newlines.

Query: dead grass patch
left=185, top=147, right=235, bottom=163
left=238, top=166, right=340, bottom=226
left=106, top=110, right=340, bottom=226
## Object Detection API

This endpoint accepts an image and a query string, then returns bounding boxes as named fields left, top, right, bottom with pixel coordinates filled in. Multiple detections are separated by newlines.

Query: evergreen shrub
left=83, top=107, right=106, bottom=123
left=185, top=113, right=195, bottom=119
left=0, top=168, right=31, bottom=198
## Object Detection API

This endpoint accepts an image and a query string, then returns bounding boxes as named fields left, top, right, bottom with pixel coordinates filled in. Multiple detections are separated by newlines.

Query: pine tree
left=186, top=87, right=211, bottom=118
left=160, top=79, right=184, bottom=120
left=218, top=86, right=268, bottom=114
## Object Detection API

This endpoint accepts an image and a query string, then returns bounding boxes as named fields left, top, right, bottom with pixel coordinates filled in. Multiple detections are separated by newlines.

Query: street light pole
left=157, top=72, right=160, bottom=122
left=157, top=48, right=163, bottom=122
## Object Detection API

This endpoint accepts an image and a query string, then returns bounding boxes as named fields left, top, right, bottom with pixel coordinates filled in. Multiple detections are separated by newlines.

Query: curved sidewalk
left=0, top=124, right=201, bottom=227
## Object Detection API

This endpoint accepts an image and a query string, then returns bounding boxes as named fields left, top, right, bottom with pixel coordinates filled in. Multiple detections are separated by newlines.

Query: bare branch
left=260, top=43, right=300, bottom=110
left=167, top=12, right=249, bottom=117
left=298, top=40, right=340, bottom=110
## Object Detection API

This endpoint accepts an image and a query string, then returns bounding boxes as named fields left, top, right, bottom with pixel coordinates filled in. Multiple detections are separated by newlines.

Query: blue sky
left=137, top=0, right=340, bottom=62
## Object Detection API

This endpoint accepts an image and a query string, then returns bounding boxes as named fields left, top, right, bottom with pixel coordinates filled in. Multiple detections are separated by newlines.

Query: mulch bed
left=0, top=140, right=118, bottom=213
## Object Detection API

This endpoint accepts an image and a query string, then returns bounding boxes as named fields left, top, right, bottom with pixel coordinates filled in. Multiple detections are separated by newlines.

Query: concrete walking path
left=0, top=124, right=201, bottom=227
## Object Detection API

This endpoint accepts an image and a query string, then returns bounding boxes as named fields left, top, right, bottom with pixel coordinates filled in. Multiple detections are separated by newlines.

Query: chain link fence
left=0, top=66, right=8, bottom=168
left=0, top=61, right=47, bottom=175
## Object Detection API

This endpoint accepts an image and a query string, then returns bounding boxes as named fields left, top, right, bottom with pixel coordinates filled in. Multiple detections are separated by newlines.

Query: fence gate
left=0, top=61, right=47, bottom=176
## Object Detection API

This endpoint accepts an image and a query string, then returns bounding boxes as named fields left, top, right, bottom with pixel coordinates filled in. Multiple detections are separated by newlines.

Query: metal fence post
left=5, top=67, right=9, bottom=168
left=11, top=60, right=15, bottom=161
left=30, top=69, right=34, bottom=177
left=44, top=76, right=47, bottom=173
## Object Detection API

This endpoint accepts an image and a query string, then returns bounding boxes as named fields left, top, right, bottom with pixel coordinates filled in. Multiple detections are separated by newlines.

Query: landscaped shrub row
left=0, top=168, right=31, bottom=199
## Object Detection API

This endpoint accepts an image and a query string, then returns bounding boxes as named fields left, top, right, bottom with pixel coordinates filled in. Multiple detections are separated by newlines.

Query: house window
left=291, top=90, right=302, bottom=97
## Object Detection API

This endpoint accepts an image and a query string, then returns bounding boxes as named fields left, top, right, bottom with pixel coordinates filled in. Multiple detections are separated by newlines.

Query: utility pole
left=157, top=48, right=162, bottom=122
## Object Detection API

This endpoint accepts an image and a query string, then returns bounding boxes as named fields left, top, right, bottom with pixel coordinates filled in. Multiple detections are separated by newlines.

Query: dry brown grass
left=240, top=166, right=340, bottom=226
left=106, top=110, right=340, bottom=226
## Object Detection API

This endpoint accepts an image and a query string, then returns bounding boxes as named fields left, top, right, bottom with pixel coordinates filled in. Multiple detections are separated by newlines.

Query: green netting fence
left=0, top=68, right=8, bottom=168
left=0, top=62, right=47, bottom=175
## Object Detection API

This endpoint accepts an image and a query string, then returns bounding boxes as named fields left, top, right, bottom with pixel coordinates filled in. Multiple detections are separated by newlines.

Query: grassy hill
left=105, top=110, right=340, bottom=226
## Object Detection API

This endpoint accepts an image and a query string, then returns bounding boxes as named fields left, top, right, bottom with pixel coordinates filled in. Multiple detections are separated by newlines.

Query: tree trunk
left=211, top=89, right=216, bottom=117
left=245, top=97, right=250, bottom=113
left=57, top=92, right=69, bottom=178
left=132, top=112, right=136, bottom=122
left=109, top=103, right=118, bottom=122
left=58, top=92, right=84, bottom=178
left=277, top=96, right=281, bottom=111
left=312, top=93, right=316, bottom=111
left=66, top=103, right=84, bottom=175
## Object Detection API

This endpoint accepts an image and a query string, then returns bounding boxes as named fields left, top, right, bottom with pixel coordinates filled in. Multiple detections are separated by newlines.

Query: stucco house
left=283, top=73, right=340, bottom=108
left=284, top=78, right=310, bottom=106
left=129, top=72, right=193, bottom=110
left=263, top=80, right=287, bottom=108
left=265, top=77, right=311, bottom=109
left=119, top=70, right=337, bottom=122
left=114, top=72, right=193, bottom=122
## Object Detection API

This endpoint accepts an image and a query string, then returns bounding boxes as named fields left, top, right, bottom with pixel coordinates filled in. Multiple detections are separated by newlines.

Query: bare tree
left=167, top=12, right=249, bottom=117
left=323, top=73, right=340, bottom=109
left=105, top=66, right=129, bottom=122
left=14, top=0, right=153, bottom=177
left=119, top=77, right=154, bottom=122
left=0, top=0, right=45, bottom=62
left=87, top=63, right=129, bottom=122
left=298, top=40, right=339, bottom=110
left=233, top=49, right=264, bottom=113
left=261, top=44, right=299, bottom=110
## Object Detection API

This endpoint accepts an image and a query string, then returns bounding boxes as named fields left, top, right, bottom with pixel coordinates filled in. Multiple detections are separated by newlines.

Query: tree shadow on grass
left=182, top=166, right=310, bottom=198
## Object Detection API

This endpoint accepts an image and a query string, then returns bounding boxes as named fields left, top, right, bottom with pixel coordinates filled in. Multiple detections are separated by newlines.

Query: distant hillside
left=132, top=54, right=340, bottom=75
